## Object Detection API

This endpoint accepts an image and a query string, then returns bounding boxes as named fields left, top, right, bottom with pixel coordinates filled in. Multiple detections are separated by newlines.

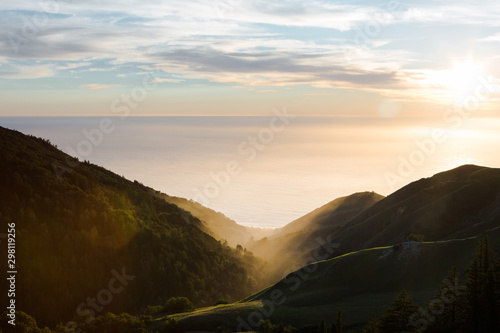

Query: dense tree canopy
left=0, top=127, right=263, bottom=328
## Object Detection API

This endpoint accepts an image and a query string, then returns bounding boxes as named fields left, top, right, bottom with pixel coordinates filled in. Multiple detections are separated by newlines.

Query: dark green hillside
left=151, top=165, right=500, bottom=332
left=325, top=165, right=500, bottom=256
left=0, top=126, right=262, bottom=327
left=161, top=228, right=500, bottom=332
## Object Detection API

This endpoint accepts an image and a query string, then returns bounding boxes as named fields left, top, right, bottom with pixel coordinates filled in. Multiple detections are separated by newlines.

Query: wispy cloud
left=81, top=84, right=116, bottom=90
left=0, top=0, right=499, bottom=114
left=57, top=62, right=91, bottom=70
left=0, top=64, right=53, bottom=79
left=151, top=78, right=184, bottom=83
left=478, top=33, right=500, bottom=43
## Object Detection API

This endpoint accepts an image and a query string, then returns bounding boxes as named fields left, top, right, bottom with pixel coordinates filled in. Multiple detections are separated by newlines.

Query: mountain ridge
left=320, top=164, right=500, bottom=257
left=160, top=193, right=272, bottom=247
left=2, top=124, right=499, bottom=332
left=247, top=191, right=384, bottom=283
left=0, top=125, right=264, bottom=327
left=153, top=164, right=500, bottom=331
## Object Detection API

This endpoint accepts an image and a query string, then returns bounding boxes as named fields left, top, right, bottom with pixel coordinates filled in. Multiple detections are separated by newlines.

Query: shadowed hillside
left=2, top=124, right=499, bottom=332
left=152, top=166, right=500, bottom=332
left=247, top=192, right=384, bottom=282
left=321, top=165, right=500, bottom=257
left=0, top=126, right=264, bottom=327
left=160, top=194, right=272, bottom=247
left=160, top=228, right=500, bottom=332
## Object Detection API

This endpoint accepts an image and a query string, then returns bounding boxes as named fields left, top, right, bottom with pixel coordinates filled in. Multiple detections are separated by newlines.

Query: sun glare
left=449, top=62, right=482, bottom=89
left=445, top=62, right=483, bottom=102
left=427, top=61, right=485, bottom=103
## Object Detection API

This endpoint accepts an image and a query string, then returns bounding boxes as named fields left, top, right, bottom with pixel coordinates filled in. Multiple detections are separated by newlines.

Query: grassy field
left=154, top=227, right=500, bottom=331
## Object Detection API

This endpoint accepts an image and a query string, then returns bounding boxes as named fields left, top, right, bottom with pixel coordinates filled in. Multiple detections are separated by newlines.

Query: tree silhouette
left=330, top=310, right=344, bottom=333
left=163, top=297, right=195, bottom=315
left=257, top=320, right=273, bottom=333
left=378, top=289, right=418, bottom=333
left=318, top=319, right=327, bottom=333
left=362, top=314, right=380, bottom=333
left=425, top=266, right=467, bottom=332
left=465, top=236, right=498, bottom=332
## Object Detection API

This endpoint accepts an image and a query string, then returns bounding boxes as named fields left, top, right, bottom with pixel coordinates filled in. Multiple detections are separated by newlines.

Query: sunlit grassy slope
left=156, top=228, right=500, bottom=331
left=153, top=165, right=500, bottom=331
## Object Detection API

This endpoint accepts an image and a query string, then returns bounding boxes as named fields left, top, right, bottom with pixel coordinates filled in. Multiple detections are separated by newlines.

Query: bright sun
left=447, top=62, right=482, bottom=90
left=443, top=62, right=483, bottom=102
left=428, top=61, right=484, bottom=103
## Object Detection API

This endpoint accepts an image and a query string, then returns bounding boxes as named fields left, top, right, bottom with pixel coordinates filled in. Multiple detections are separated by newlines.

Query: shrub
left=406, top=233, right=424, bottom=242
left=163, top=297, right=195, bottom=315
left=214, top=299, right=230, bottom=305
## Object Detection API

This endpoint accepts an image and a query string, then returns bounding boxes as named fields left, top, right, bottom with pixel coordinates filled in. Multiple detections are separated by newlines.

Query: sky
left=1, top=0, right=500, bottom=117
left=1, top=1, right=500, bottom=227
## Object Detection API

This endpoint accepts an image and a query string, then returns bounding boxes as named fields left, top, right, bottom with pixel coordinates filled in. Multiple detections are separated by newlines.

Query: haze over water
left=2, top=115, right=500, bottom=228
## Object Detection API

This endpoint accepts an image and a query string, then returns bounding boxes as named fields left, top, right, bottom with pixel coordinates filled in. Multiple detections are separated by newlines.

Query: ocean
left=1, top=115, right=499, bottom=228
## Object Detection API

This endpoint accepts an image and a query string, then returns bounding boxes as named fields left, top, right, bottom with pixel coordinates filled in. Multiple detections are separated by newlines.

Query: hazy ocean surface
left=2, top=116, right=500, bottom=228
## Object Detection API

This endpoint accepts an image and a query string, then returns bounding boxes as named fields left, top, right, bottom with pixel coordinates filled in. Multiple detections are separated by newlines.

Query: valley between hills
left=1, top=125, right=499, bottom=332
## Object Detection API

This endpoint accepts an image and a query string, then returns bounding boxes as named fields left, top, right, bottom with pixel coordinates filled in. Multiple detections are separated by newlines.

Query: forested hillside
left=161, top=194, right=271, bottom=247
left=0, top=126, right=263, bottom=327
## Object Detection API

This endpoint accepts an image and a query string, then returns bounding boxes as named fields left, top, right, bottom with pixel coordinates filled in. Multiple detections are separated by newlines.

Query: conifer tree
left=426, top=266, right=467, bottom=332
left=318, top=319, right=327, bottom=333
left=257, top=320, right=273, bottom=333
left=362, top=314, right=380, bottom=333
left=465, top=236, right=498, bottom=332
left=334, top=310, right=344, bottom=333
left=378, top=289, right=419, bottom=333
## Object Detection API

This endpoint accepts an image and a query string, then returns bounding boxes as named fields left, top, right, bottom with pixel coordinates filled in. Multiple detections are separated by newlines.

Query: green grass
left=154, top=228, right=500, bottom=332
